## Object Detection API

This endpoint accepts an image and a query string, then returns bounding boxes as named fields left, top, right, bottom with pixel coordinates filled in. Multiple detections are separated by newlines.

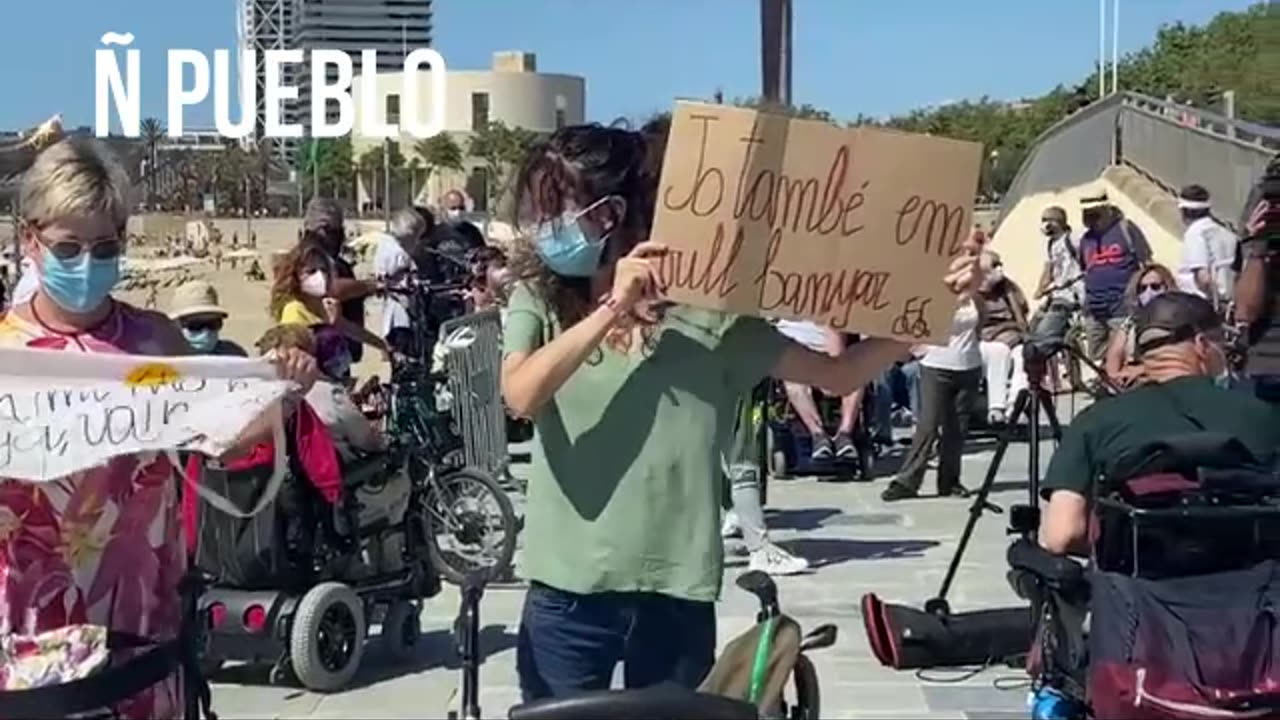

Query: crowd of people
left=0, top=123, right=1274, bottom=718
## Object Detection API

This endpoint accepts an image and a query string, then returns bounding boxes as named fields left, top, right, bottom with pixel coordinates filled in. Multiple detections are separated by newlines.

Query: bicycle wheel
left=787, top=654, right=821, bottom=720
left=424, top=466, right=518, bottom=585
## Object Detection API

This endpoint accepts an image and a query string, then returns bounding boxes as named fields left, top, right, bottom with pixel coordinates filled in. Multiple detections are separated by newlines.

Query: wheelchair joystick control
left=1009, top=505, right=1041, bottom=536
left=1031, top=685, right=1085, bottom=720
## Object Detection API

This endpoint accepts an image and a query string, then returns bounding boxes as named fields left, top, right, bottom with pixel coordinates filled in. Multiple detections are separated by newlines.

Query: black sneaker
left=810, top=434, right=834, bottom=459
left=833, top=432, right=857, bottom=458
left=880, top=482, right=918, bottom=502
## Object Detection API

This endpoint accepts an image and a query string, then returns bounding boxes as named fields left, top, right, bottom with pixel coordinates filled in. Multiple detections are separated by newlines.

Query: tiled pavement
left=210, top=414, right=1074, bottom=719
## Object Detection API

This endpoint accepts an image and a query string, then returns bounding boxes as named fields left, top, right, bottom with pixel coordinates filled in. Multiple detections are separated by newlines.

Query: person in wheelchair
left=773, top=319, right=866, bottom=459
left=256, top=324, right=386, bottom=461
left=1040, top=291, right=1280, bottom=556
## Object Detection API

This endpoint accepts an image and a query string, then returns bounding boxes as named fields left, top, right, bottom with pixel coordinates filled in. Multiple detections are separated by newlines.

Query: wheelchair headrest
left=1104, top=432, right=1267, bottom=483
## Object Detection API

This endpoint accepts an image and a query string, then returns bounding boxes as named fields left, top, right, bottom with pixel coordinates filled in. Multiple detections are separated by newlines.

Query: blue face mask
left=183, top=328, right=219, bottom=353
left=39, top=246, right=120, bottom=314
left=533, top=196, right=621, bottom=278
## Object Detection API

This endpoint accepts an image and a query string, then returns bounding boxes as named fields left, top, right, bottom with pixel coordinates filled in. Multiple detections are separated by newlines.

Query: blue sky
left=0, top=0, right=1256, bottom=133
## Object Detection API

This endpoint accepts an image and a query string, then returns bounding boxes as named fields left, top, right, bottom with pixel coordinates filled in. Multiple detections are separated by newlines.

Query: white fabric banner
left=0, top=348, right=292, bottom=483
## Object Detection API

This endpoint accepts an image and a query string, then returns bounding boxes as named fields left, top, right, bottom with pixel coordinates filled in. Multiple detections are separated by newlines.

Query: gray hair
left=388, top=208, right=427, bottom=242
left=20, top=137, right=132, bottom=229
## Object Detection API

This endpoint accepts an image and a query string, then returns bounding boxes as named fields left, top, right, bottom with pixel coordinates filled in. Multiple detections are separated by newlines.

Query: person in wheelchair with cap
left=1039, top=291, right=1280, bottom=556
left=1021, top=291, right=1280, bottom=719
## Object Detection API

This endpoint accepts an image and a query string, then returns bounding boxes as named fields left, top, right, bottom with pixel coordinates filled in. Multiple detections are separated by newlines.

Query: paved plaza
left=209, top=414, right=1076, bottom=719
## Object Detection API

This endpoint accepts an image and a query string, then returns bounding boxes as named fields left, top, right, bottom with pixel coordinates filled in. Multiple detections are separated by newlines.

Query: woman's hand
left=267, top=347, right=318, bottom=394
left=609, top=242, right=668, bottom=318
left=1246, top=200, right=1270, bottom=238
left=944, top=238, right=985, bottom=300
left=322, top=297, right=341, bottom=324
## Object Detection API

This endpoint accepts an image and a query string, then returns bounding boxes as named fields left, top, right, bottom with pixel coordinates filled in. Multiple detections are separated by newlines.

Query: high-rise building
left=237, top=0, right=297, bottom=163
left=296, top=0, right=434, bottom=136
left=237, top=0, right=433, bottom=161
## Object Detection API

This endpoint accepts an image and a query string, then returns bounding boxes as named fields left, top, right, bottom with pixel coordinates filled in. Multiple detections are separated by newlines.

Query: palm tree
left=139, top=117, right=165, bottom=208
left=413, top=133, right=464, bottom=204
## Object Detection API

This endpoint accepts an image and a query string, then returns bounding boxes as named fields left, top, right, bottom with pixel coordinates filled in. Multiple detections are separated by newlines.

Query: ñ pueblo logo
left=95, top=32, right=447, bottom=140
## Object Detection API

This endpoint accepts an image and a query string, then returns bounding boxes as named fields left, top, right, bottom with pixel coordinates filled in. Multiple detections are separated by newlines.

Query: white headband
left=1178, top=199, right=1212, bottom=210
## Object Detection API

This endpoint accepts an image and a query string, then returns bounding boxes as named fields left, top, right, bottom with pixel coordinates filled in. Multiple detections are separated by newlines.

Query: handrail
left=1119, top=93, right=1280, bottom=150
left=997, top=91, right=1279, bottom=227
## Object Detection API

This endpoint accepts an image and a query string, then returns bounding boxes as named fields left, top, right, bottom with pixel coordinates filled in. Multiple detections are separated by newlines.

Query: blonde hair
left=19, top=137, right=131, bottom=230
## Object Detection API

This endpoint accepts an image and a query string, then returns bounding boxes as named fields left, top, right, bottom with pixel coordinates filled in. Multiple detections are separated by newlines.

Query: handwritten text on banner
left=650, top=101, right=984, bottom=344
left=0, top=349, right=292, bottom=482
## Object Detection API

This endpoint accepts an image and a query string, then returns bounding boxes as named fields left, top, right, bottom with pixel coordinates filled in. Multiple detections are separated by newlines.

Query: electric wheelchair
left=1008, top=432, right=1280, bottom=719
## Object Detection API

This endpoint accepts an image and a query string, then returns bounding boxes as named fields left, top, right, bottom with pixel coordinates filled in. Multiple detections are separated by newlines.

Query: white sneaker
left=748, top=543, right=810, bottom=576
left=721, top=510, right=742, bottom=539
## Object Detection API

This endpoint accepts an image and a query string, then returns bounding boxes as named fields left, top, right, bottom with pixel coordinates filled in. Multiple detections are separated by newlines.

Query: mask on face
left=1041, top=222, right=1057, bottom=237
left=533, top=196, right=620, bottom=278
left=1138, top=288, right=1163, bottom=306
left=445, top=208, right=463, bottom=222
left=183, top=327, right=219, bottom=353
left=300, top=270, right=328, bottom=298
left=38, top=246, right=120, bottom=314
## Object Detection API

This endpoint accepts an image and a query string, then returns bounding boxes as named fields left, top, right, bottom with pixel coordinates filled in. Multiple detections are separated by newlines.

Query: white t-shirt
left=373, top=233, right=414, bottom=337
left=1179, top=216, right=1239, bottom=303
left=774, top=319, right=829, bottom=353
left=919, top=302, right=982, bottom=371
left=11, top=258, right=38, bottom=306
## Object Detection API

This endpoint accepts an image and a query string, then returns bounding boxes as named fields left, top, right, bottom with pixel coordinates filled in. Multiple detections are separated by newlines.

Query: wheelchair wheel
left=424, top=467, right=518, bottom=586
left=786, top=654, right=821, bottom=720
left=289, top=582, right=367, bottom=692
left=379, top=600, right=421, bottom=663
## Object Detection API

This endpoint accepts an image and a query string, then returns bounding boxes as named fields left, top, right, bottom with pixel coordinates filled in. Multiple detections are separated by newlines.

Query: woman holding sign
left=0, top=138, right=315, bottom=719
left=502, top=121, right=982, bottom=700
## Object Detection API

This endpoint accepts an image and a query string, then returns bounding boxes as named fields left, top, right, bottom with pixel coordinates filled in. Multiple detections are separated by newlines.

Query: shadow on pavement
left=764, top=507, right=842, bottom=531
left=208, top=624, right=519, bottom=691
left=779, top=538, right=940, bottom=568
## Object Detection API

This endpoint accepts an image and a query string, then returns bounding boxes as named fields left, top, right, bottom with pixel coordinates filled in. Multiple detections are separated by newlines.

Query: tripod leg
left=1037, top=389, right=1065, bottom=443
left=926, top=389, right=1029, bottom=615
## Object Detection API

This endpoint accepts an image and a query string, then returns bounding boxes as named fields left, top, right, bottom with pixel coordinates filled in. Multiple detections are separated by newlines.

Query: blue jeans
left=516, top=582, right=717, bottom=701
left=872, top=361, right=922, bottom=439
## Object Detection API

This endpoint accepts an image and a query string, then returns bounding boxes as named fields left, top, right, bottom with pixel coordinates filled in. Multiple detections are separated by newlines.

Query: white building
left=351, top=51, right=585, bottom=213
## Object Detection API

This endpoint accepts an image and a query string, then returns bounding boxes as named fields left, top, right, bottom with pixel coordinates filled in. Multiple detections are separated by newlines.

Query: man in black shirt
left=302, top=198, right=380, bottom=363
left=423, top=190, right=486, bottom=284
left=1039, top=292, right=1280, bottom=556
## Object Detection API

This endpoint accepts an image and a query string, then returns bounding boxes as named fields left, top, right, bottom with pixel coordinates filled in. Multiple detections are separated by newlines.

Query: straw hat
left=169, top=280, right=228, bottom=320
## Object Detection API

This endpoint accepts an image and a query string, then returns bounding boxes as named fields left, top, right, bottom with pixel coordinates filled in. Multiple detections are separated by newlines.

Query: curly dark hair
left=509, top=121, right=669, bottom=328
left=269, top=238, right=333, bottom=319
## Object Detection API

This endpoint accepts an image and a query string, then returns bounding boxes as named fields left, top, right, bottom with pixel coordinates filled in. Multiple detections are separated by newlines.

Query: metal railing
left=997, top=91, right=1279, bottom=230
left=441, top=309, right=508, bottom=478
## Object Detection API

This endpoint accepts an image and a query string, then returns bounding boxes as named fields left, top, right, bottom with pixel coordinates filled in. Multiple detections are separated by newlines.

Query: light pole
left=1098, top=0, right=1107, bottom=99
left=383, top=137, right=392, bottom=232
left=1111, top=0, right=1120, bottom=95
left=761, top=0, right=792, bottom=106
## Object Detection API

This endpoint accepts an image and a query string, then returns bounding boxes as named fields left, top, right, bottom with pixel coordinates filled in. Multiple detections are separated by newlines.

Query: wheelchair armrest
left=1007, top=538, right=1085, bottom=592
left=508, top=688, right=759, bottom=720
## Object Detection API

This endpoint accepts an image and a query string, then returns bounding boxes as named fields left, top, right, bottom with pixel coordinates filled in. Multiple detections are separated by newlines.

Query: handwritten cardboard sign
left=0, top=349, right=291, bottom=482
left=651, top=101, right=983, bottom=343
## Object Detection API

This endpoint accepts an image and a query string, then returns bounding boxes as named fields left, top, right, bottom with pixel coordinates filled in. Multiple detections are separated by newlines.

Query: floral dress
left=0, top=303, right=185, bottom=719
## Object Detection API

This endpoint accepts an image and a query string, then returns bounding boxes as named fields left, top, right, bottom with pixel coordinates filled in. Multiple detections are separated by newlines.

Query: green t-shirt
left=504, top=283, right=789, bottom=602
left=1043, top=376, right=1280, bottom=498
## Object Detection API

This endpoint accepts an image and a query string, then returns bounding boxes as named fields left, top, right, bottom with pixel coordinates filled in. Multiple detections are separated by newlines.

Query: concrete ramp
left=990, top=165, right=1184, bottom=297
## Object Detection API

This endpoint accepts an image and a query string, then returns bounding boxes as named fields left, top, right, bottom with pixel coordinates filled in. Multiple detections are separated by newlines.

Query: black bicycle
left=374, top=275, right=518, bottom=586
